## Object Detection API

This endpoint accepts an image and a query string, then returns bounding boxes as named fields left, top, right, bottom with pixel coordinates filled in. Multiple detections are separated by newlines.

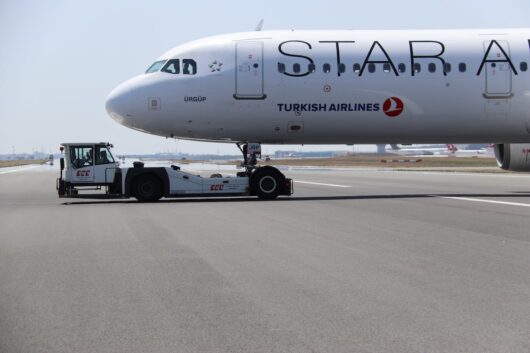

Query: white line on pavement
left=436, top=196, right=530, bottom=208
left=0, top=165, right=40, bottom=175
left=295, top=180, right=351, bottom=188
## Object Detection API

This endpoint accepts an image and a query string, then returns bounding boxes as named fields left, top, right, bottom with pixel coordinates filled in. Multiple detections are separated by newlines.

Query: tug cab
left=64, top=143, right=118, bottom=184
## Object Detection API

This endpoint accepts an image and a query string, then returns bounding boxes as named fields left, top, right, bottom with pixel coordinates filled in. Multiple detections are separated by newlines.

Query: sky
left=1, top=0, right=529, bottom=157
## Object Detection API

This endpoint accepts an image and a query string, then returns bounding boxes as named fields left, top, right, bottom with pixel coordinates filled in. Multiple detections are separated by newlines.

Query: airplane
left=383, top=143, right=492, bottom=156
left=105, top=28, right=530, bottom=174
left=447, top=144, right=493, bottom=156
left=383, top=144, right=458, bottom=156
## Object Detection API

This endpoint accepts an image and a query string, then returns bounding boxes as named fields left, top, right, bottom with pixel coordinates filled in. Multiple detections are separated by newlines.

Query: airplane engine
left=494, top=144, right=530, bottom=171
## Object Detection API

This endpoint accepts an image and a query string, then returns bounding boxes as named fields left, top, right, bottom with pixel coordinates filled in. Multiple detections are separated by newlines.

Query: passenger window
left=428, top=63, right=436, bottom=73
left=521, top=62, right=528, bottom=72
left=383, top=63, right=391, bottom=73
left=145, top=60, right=167, bottom=74
left=414, top=63, right=421, bottom=74
left=323, top=63, right=331, bottom=73
left=353, top=63, right=361, bottom=73
left=278, top=63, right=286, bottom=73
left=398, top=63, right=406, bottom=73
left=161, top=59, right=180, bottom=74
left=368, top=63, right=376, bottom=73
left=444, top=63, right=452, bottom=74
left=308, top=63, right=316, bottom=73
left=70, top=146, right=93, bottom=169
left=459, top=63, right=467, bottom=73
left=339, top=63, right=346, bottom=74
left=96, top=146, right=115, bottom=165
left=293, top=63, right=301, bottom=74
left=182, top=59, right=197, bottom=75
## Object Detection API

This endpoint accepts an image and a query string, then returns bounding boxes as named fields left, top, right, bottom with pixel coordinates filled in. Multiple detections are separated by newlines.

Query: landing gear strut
left=236, top=142, right=261, bottom=174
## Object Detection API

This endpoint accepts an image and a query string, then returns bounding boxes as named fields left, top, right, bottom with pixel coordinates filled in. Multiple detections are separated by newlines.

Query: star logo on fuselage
left=209, top=60, right=223, bottom=72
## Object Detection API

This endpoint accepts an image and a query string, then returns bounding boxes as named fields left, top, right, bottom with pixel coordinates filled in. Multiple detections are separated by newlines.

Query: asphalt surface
left=1, top=164, right=529, bottom=353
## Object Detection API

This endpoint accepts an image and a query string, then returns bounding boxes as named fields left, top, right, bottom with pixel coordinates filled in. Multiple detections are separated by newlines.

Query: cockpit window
left=145, top=60, right=167, bottom=73
left=182, top=59, right=197, bottom=75
left=161, top=59, right=180, bottom=74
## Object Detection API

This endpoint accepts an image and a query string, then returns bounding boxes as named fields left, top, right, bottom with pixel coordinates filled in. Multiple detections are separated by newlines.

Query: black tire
left=251, top=167, right=284, bottom=200
left=132, top=174, right=162, bottom=202
left=57, top=179, right=66, bottom=196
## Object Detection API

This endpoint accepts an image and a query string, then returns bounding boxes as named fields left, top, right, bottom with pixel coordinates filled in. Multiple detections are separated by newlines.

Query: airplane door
left=234, top=41, right=266, bottom=100
left=484, top=40, right=512, bottom=98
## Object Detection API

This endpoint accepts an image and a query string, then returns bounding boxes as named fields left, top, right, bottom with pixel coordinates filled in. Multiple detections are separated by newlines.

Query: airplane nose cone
left=106, top=75, right=169, bottom=134
left=105, top=83, right=131, bottom=125
left=106, top=74, right=151, bottom=126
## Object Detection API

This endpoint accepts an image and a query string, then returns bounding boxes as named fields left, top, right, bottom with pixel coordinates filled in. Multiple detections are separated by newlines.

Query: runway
left=1, top=164, right=529, bottom=353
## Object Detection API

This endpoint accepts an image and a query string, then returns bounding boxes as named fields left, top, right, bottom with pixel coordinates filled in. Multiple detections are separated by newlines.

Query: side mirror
left=60, top=158, right=65, bottom=171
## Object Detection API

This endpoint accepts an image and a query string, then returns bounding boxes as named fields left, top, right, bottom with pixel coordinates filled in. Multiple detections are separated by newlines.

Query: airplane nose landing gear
left=236, top=142, right=293, bottom=198
left=237, top=142, right=262, bottom=174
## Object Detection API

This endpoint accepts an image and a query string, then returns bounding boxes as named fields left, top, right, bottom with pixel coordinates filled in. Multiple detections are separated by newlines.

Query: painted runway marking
left=437, top=196, right=530, bottom=208
left=295, top=180, right=351, bottom=188
left=0, top=165, right=40, bottom=175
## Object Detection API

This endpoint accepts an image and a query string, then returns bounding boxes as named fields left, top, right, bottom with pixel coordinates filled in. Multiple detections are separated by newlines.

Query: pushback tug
left=56, top=142, right=292, bottom=201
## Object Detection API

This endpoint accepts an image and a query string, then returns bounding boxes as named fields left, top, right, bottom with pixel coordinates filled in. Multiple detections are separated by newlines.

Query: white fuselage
left=105, top=29, right=530, bottom=145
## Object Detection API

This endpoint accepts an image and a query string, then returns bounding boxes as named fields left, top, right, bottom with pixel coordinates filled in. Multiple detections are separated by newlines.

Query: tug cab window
left=70, top=146, right=93, bottom=169
left=182, top=59, right=197, bottom=75
left=162, top=59, right=180, bottom=74
left=95, top=145, right=115, bottom=165
left=145, top=60, right=167, bottom=73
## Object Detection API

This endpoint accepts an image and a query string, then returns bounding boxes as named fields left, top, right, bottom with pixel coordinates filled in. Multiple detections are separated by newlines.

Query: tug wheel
left=251, top=167, right=284, bottom=200
left=57, top=179, right=66, bottom=196
left=132, top=174, right=162, bottom=202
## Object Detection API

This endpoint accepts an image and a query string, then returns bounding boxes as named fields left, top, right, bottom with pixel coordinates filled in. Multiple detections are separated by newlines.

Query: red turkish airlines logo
left=383, top=97, right=404, bottom=118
